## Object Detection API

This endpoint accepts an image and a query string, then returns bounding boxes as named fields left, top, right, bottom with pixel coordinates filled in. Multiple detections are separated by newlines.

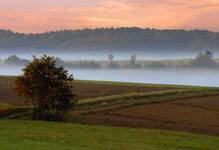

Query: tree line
left=0, top=27, right=219, bottom=52
left=1, top=51, right=219, bottom=69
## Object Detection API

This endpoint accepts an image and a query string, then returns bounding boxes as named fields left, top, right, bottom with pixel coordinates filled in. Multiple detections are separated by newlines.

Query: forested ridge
left=0, top=27, right=219, bottom=52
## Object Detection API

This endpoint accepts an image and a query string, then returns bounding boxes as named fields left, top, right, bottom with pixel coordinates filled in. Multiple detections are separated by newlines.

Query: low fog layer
left=0, top=51, right=211, bottom=61
left=1, top=66, right=219, bottom=87
left=1, top=51, right=219, bottom=87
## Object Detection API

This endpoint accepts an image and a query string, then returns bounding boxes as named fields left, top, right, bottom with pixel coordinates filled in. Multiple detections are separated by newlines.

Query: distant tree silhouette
left=125, top=54, right=141, bottom=68
left=1, top=28, right=219, bottom=53
left=206, top=50, right=213, bottom=58
left=130, top=54, right=137, bottom=66
left=76, top=60, right=101, bottom=68
left=107, top=54, right=120, bottom=68
left=15, top=55, right=76, bottom=121
left=108, top=54, right=114, bottom=64
left=4, top=55, right=29, bottom=66
left=54, top=57, right=65, bottom=66
left=190, top=51, right=218, bottom=68
left=144, top=61, right=166, bottom=69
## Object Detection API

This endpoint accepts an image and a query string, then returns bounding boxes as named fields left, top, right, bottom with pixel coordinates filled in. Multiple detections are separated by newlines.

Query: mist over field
left=1, top=52, right=219, bottom=87
left=0, top=51, right=202, bottom=60
left=0, top=51, right=206, bottom=60
left=1, top=66, right=219, bottom=87
left=1, top=28, right=219, bottom=87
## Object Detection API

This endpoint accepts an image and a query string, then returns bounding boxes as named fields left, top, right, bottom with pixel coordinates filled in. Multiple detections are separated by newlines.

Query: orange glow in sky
left=0, top=0, right=219, bottom=33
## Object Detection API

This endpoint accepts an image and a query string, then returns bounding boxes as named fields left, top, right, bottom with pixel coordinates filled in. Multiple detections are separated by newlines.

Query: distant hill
left=0, top=27, right=219, bottom=53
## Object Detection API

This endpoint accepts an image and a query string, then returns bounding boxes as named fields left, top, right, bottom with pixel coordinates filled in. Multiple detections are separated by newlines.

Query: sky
left=0, top=0, right=219, bottom=33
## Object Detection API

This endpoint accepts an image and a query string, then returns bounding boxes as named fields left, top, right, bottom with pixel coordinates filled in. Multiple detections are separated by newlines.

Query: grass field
left=0, top=76, right=219, bottom=149
left=0, top=120, right=219, bottom=150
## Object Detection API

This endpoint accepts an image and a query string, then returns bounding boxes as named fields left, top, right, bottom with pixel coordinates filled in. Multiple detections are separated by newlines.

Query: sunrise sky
left=0, top=0, right=219, bottom=33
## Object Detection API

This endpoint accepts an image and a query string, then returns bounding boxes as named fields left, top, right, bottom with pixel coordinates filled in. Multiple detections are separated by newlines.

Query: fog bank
left=1, top=66, right=219, bottom=87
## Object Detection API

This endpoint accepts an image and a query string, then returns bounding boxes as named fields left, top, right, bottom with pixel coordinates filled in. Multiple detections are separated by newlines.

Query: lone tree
left=15, top=55, right=76, bottom=121
left=108, top=54, right=114, bottom=64
left=130, top=54, right=137, bottom=66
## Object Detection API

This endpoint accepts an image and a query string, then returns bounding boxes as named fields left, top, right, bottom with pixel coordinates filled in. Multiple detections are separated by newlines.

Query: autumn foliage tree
left=15, top=55, right=76, bottom=121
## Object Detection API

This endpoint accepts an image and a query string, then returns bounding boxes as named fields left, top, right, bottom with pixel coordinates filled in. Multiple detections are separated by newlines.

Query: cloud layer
left=0, top=0, right=219, bottom=33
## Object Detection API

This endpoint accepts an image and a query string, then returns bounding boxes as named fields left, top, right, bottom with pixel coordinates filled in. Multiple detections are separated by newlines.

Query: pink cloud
left=0, top=0, right=219, bottom=33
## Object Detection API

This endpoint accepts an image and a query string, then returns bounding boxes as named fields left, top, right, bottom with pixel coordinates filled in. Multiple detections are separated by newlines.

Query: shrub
left=15, top=55, right=76, bottom=121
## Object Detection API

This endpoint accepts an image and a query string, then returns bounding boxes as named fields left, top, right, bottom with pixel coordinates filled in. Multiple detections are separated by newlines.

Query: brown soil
left=72, top=82, right=173, bottom=100
left=0, top=77, right=21, bottom=104
left=77, top=96, right=219, bottom=135
left=0, top=77, right=173, bottom=104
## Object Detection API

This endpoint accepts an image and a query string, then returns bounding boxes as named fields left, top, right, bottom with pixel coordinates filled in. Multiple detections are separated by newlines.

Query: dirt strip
left=77, top=96, right=219, bottom=135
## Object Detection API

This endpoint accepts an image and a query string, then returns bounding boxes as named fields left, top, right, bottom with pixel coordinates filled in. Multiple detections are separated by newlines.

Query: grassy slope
left=2, top=87, right=219, bottom=118
left=1, top=76, right=219, bottom=118
left=0, top=120, right=219, bottom=150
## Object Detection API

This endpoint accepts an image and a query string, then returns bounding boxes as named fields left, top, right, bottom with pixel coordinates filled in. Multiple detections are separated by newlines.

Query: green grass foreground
left=0, top=120, right=219, bottom=150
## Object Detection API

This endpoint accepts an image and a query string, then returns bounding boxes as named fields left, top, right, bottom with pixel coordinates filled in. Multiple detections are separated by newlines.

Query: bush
left=15, top=55, right=76, bottom=121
